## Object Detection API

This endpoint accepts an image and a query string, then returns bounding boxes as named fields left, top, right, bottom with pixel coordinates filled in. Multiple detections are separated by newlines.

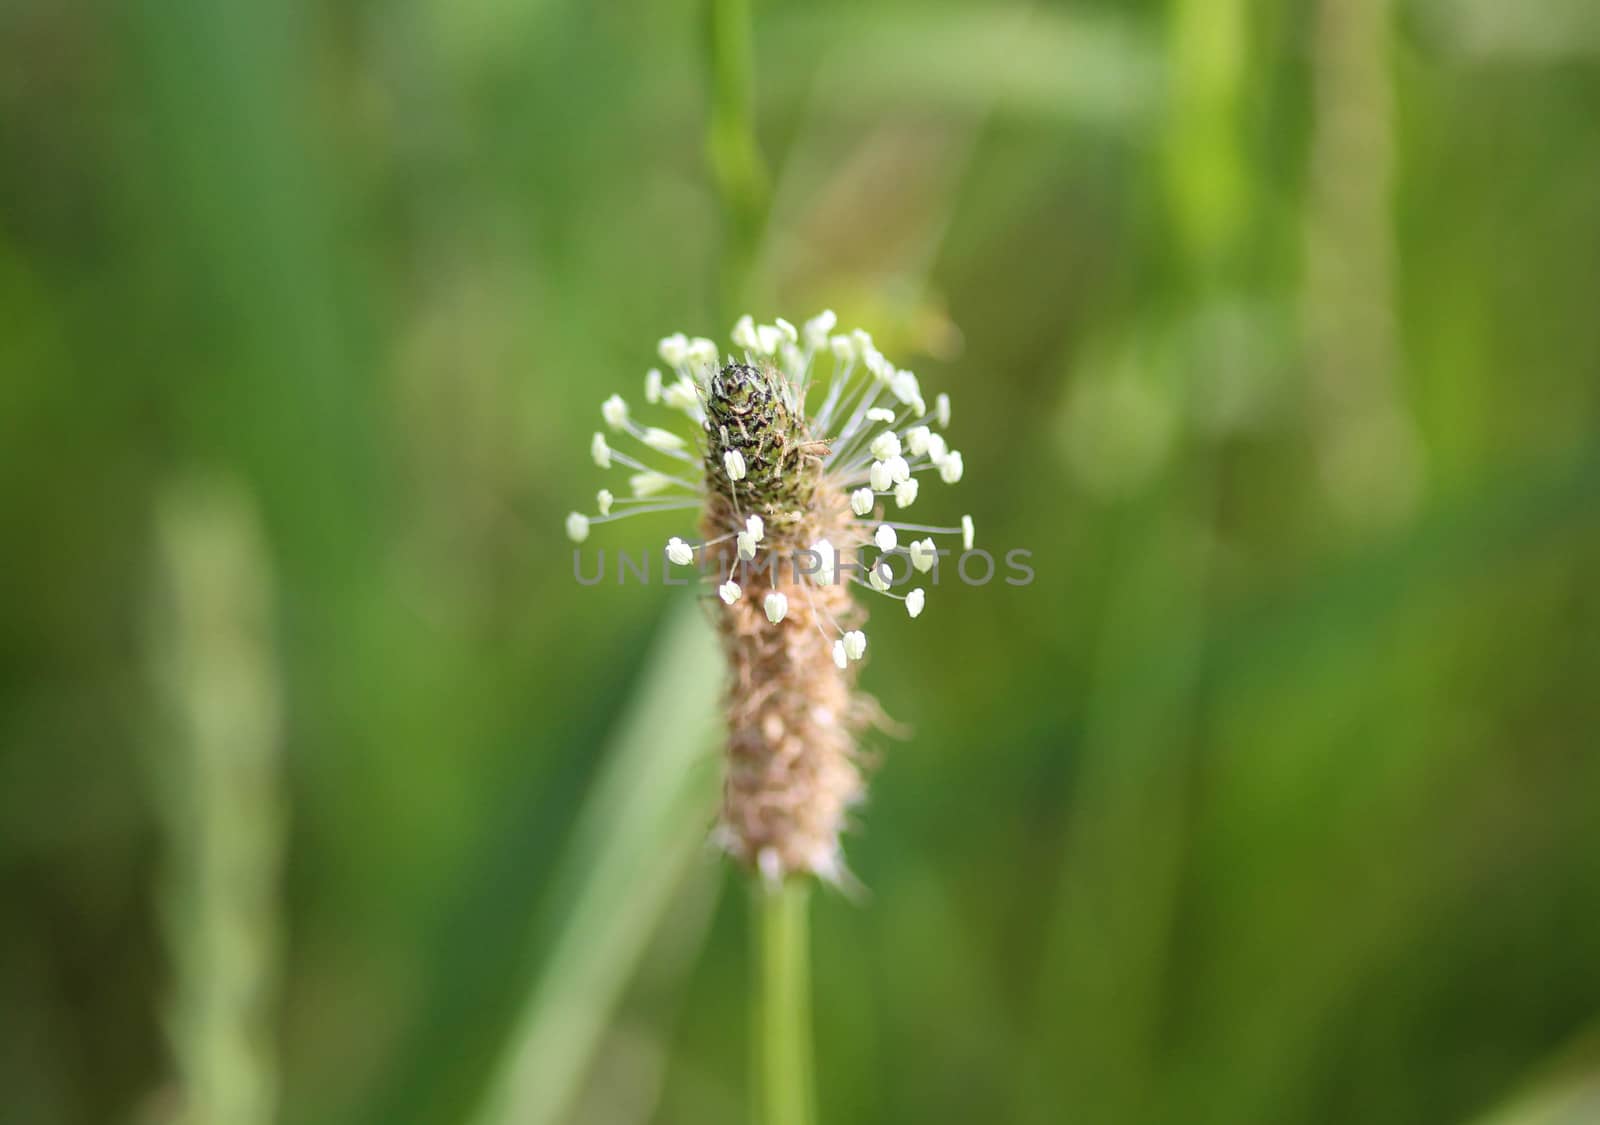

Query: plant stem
left=752, top=880, right=815, bottom=1125
left=705, top=0, right=769, bottom=316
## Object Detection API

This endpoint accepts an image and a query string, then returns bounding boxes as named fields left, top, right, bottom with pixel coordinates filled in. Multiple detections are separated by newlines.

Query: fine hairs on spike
left=567, top=313, right=972, bottom=883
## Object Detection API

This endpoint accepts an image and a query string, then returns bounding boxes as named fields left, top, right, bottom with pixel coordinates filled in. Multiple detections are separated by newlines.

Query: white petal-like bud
left=843, top=630, right=867, bottom=661
left=850, top=487, right=875, bottom=516
left=895, top=479, right=920, bottom=509
left=566, top=512, right=590, bottom=542
left=596, top=489, right=614, bottom=516
left=962, top=514, right=974, bottom=551
left=718, top=580, right=742, bottom=605
left=939, top=450, right=964, bottom=484
left=602, top=394, right=629, bottom=430
left=910, top=537, right=937, bottom=573
left=630, top=471, right=672, bottom=497
left=644, top=368, right=663, bottom=403
left=666, top=537, right=694, bottom=566
left=886, top=455, right=911, bottom=484
left=906, top=588, right=926, bottom=618
left=641, top=427, right=687, bottom=452
left=764, top=591, right=788, bottom=623
left=869, top=460, right=893, bottom=492
left=936, top=392, right=951, bottom=428
left=832, top=640, right=848, bottom=669
left=870, top=431, right=902, bottom=460
left=591, top=432, right=612, bottom=469
left=724, top=449, right=747, bottom=480
left=874, top=524, right=898, bottom=551
left=905, top=425, right=931, bottom=457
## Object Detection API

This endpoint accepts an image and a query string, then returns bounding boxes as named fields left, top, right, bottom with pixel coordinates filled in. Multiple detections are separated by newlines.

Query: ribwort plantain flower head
left=565, top=313, right=973, bottom=884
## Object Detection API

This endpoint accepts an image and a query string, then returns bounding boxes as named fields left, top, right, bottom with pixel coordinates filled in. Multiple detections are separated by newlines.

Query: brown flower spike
left=567, top=314, right=971, bottom=883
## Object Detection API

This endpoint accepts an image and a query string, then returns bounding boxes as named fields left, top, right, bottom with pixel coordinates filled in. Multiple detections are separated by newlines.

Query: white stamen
left=666, top=537, right=694, bottom=566
left=936, top=392, right=951, bottom=428
left=906, top=588, right=926, bottom=618
left=886, top=455, right=911, bottom=484
left=906, top=425, right=931, bottom=457
left=659, top=377, right=691, bottom=412
left=687, top=337, right=720, bottom=369
left=764, top=591, right=788, bottom=623
left=926, top=432, right=949, bottom=463
left=602, top=394, right=629, bottom=431
left=596, top=489, right=614, bottom=516
left=910, top=538, right=937, bottom=573
left=864, top=349, right=893, bottom=381
left=870, top=431, right=902, bottom=460
left=843, top=630, right=867, bottom=661
left=962, top=514, right=974, bottom=551
left=866, top=407, right=897, bottom=423
left=732, top=314, right=759, bottom=351
left=591, top=432, right=612, bottom=469
left=829, top=335, right=855, bottom=361
left=658, top=333, right=689, bottom=366
left=804, top=310, right=837, bottom=346
left=724, top=449, right=747, bottom=480
left=895, top=479, right=920, bottom=509
left=890, top=371, right=922, bottom=410
left=810, top=538, right=838, bottom=585
left=641, top=427, right=687, bottom=453
left=746, top=514, right=764, bottom=541
left=868, top=561, right=891, bottom=592
left=718, top=580, right=742, bottom=605
left=775, top=317, right=798, bottom=344
left=756, top=324, right=783, bottom=354
left=832, top=640, right=848, bottom=668
left=644, top=368, right=663, bottom=404
left=737, top=531, right=758, bottom=560
left=850, top=487, right=875, bottom=516
left=630, top=471, right=674, bottom=497
left=566, top=512, right=590, bottom=543
left=939, top=450, right=964, bottom=484
left=869, top=460, right=893, bottom=492
left=874, top=524, right=898, bottom=551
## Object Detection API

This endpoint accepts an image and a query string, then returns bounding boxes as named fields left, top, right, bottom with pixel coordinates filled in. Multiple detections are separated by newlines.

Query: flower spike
left=565, top=312, right=974, bottom=880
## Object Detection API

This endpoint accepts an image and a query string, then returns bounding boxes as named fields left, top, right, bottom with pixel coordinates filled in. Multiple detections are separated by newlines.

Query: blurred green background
left=4, top=0, right=1600, bottom=1122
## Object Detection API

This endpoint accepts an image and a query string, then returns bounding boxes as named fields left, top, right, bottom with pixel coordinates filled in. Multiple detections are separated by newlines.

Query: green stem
left=752, top=880, right=815, bottom=1125
left=705, top=0, right=769, bottom=315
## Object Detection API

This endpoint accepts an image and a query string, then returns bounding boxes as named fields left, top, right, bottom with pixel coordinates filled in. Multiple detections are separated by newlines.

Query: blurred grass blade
left=765, top=7, right=1161, bottom=126
left=148, top=477, right=285, bottom=1125
left=472, top=599, right=721, bottom=1125
left=1471, top=1029, right=1600, bottom=1125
